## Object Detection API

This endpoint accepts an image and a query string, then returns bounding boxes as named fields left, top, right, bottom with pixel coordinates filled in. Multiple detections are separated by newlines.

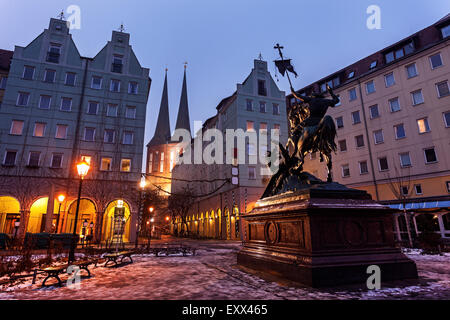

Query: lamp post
left=13, top=219, right=20, bottom=241
left=55, top=194, right=65, bottom=234
left=147, top=207, right=154, bottom=248
left=135, top=177, right=147, bottom=249
left=82, top=219, right=88, bottom=248
left=68, top=157, right=90, bottom=263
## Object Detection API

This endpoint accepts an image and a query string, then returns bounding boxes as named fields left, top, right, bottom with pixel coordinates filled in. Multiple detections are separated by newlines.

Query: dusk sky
left=1, top=0, right=449, bottom=161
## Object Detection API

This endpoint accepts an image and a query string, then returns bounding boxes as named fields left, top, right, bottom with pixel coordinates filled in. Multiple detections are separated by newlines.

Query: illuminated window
left=170, top=151, right=174, bottom=172
left=417, top=118, right=430, bottom=134
left=55, top=124, right=68, bottom=139
left=148, top=153, right=153, bottom=173
left=10, top=120, right=24, bottom=135
left=246, top=121, right=255, bottom=131
left=33, top=122, right=46, bottom=137
left=121, top=159, right=131, bottom=172
left=159, top=152, right=164, bottom=172
left=101, top=157, right=112, bottom=171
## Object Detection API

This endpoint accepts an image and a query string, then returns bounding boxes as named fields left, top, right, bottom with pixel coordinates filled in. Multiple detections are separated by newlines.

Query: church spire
left=148, top=70, right=171, bottom=147
left=174, top=64, right=191, bottom=137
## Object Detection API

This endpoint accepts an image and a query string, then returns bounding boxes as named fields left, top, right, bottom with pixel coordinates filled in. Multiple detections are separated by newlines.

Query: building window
left=248, top=167, right=256, bottom=179
left=44, top=69, right=56, bottom=83
left=47, top=44, right=61, bottom=63
left=22, top=66, right=35, bottom=80
left=406, top=64, right=418, bottom=78
left=50, top=154, right=63, bottom=168
left=385, top=42, right=414, bottom=63
left=436, top=81, right=450, bottom=98
left=121, top=159, right=131, bottom=172
left=441, top=24, right=450, bottom=38
left=84, top=127, right=95, bottom=141
left=159, top=152, right=164, bottom=172
left=273, top=103, right=280, bottom=115
left=128, top=82, right=138, bottom=94
left=122, top=131, right=134, bottom=145
left=373, top=130, right=384, bottom=144
left=355, top=135, right=365, bottom=148
left=378, top=157, right=389, bottom=171
left=444, top=111, right=450, bottom=127
left=39, top=95, right=51, bottom=109
left=259, top=101, right=266, bottom=113
left=111, top=56, right=123, bottom=73
left=417, top=117, right=430, bottom=134
left=273, top=124, right=280, bottom=133
left=60, top=97, right=72, bottom=111
left=4, top=151, right=17, bottom=166
left=352, top=111, right=361, bottom=124
left=260, top=122, right=268, bottom=131
left=91, top=76, right=102, bottom=89
left=342, top=164, right=350, bottom=177
left=348, top=71, right=355, bottom=79
left=369, top=61, right=377, bottom=69
left=424, top=147, right=437, bottom=164
left=384, top=72, right=395, bottom=87
left=148, top=153, right=153, bottom=173
left=359, top=161, right=369, bottom=175
left=415, top=184, right=423, bottom=195
left=411, top=90, right=424, bottom=105
left=65, top=72, right=76, bottom=86
left=394, top=124, right=406, bottom=139
left=10, top=120, right=24, bottom=135
left=429, top=53, right=443, bottom=69
left=0, top=76, right=7, bottom=89
left=338, top=139, right=347, bottom=152
left=110, top=79, right=121, bottom=92
left=104, top=129, right=115, bottom=143
left=17, top=92, right=30, bottom=106
left=33, top=123, right=46, bottom=137
left=401, top=186, right=409, bottom=197
left=366, top=80, right=375, bottom=94
left=258, top=80, right=267, bottom=96
left=389, top=97, right=401, bottom=112
left=55, top=124, right=68, bottom=139
left=107, top=104, right=118, bottom=117
left=125, top=106, right=136, bottom=119
left=348, top=88, right=357, bottom=101
left=87, top=101, right=99, bottom=115
left=100, top=157, right=112, bottom=171
left=246, top=121, right=255, bottom=131
left=369, top=104, right=379, bottom=119
left=246, top=99, right=253, bottom=111
left=399, top=152, right=412, bottom=167
left=28, top=151, right=40, bottom=167
left=446, top=181, right=450, bottom=193
left=336, top=116, right=344, bottom=129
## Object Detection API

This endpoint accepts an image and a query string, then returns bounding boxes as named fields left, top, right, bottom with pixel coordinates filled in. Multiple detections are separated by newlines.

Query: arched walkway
left=102, top=200, right=132, bottom=243
left=63, top=198, right=96, bottom=235
left=0, top=196, right=20, bottom=234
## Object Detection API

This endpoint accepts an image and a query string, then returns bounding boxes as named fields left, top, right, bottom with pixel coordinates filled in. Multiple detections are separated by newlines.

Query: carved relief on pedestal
left=264, top=221, right=280, bottom=245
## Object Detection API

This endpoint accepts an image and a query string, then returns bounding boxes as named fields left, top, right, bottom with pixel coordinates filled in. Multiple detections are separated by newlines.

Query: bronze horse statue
left=289, top=84, right=339, bottom=182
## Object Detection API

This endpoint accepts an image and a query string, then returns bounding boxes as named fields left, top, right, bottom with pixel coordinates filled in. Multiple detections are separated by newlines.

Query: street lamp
left=55, top=194, right=65, bottom=234
left=82, top=219, right=88, bottom=248
left=135, top=176, right=147, bottom=248
left=13, top=219, right=20, bottom=241
left=68, top=157, right=90, bottom=263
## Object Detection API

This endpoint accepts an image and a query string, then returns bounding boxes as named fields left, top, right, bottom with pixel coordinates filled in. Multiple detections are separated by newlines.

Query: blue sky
left=1, top=0, right=449, bottom=156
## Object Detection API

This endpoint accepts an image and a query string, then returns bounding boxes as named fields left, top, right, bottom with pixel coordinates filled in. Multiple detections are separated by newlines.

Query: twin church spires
left=148, top=67, right=191, bottom=147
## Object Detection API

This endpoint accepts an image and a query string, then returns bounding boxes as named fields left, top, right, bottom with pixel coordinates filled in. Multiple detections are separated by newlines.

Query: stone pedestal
left=237, top=187, right=418, bottom=287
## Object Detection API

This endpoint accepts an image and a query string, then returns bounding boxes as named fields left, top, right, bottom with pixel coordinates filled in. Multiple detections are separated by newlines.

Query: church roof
left=174, top=68, right=191, bottom=136
left=148, top=72, right=171, bottom=147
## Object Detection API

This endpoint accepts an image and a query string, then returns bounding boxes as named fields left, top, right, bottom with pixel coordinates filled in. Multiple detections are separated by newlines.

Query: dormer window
left=369, top=61, right=378, bottom=69
left=441, top=24, right=450, bottom=38
left=347, top=71, right=355, bottom=79
left=258, top=80, right=267, bottom=96
left=385, top=41, right=415, bottom=63
left=55, top=24, right=62, bottom=31
left=47, top=44, right=61, bottom=63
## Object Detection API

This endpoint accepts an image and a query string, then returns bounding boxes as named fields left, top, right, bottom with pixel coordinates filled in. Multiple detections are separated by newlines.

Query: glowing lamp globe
left=76, top=158, right=90, bottom=178
left=57, top=194, right=66, bottom=203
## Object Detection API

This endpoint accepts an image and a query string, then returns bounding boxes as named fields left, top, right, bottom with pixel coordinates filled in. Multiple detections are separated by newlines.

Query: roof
left=215, top=92, right=236, bottom=111
left=174, top=69, right=191, bottom=135
left=289, top=14, right=450, bottom=97
left=0, top=49, right=13, bottom=71
left=148, top=72, right=171, bottom=147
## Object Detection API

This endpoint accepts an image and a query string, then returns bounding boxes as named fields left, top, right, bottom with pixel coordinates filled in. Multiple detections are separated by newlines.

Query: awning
left=387, top=200, right=450, bottom=212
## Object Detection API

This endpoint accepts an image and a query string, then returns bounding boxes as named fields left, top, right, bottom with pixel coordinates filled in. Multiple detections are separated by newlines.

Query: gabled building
left=0, top=17, right=151, bottom=244
left=170, top=59, right=288, bottom=240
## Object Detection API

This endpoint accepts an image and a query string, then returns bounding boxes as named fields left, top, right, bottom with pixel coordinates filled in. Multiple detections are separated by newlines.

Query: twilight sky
left=0, top=0, right=449, bottom=166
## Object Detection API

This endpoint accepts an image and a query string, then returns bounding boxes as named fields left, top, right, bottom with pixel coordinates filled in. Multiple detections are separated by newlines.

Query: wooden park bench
left=104, top=251, right=134, bottom=267
left=37, top=265, right=66, bottom=287
left=72, top=259, right=97, bottom=278
left=150, top=243, right=196, bottom=257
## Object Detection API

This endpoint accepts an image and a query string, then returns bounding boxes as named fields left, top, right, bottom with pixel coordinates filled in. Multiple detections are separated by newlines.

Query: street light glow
left=140, top=177, right=147, bottom=189
left=57, top=194, right=66, bottom=203
left=149, top=207, right=154, bottom=213
left=76, top=157, right=90, bottom=178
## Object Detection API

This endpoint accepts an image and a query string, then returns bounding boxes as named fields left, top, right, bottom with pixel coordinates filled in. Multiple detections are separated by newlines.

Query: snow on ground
left=0, top=240, right=449, bottom=300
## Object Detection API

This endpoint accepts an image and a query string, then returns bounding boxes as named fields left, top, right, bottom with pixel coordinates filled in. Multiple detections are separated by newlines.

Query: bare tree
left=167, top=186, right=195, bottom=237
left=386, top=163, right=414, bottom=247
